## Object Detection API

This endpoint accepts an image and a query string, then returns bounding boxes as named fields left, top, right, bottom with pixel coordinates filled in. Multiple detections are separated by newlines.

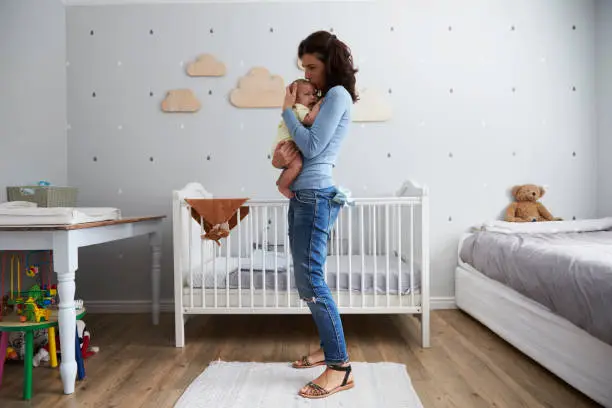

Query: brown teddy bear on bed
left=505, top=184, right=563, bottom=222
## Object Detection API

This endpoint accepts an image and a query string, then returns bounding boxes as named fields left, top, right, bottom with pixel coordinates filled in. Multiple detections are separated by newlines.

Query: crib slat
left=386, top=204, right=390, bottom=307
left=285, top=203, right=290, bottom=308
left=189, top=208, right=194, bottom=309
left=398, top=204, right=402, bottom=307
left=360, top=206, right=365, bottom=308
left=274, top=206, right=278, bottom=308
left=348, top=206, right=352, bottom=308
left=263, top=206, right=267, bottom=308
left=369, top=205, right=373, bottom=256
left=373, top=205, right=377, bottom=307
left=336, top=210, right=340, bottom=307
left=410, top=203, right=415, bottom=307
left=250, top=209, right=254, bottom=308
left=238, top=208, right=242, bottom=308
left=213, top=240, right=218, bottom=308
left=227, top=233, right=231, bottom=307
left=200, top=215, right=205, bottom=308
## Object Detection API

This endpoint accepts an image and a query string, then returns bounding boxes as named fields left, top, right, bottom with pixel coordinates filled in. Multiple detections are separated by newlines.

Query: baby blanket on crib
left=186, top=198, right=250, bottom=244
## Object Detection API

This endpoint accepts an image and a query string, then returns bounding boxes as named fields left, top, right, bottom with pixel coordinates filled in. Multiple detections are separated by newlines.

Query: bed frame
left=172, top=180, right=430, bottom=349
left=455, top=233, right=612, bottom=408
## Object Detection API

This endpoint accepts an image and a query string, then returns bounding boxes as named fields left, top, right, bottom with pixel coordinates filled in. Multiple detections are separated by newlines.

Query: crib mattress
left=0, top=207, right=121, bottom=225
left=184, top=253, right=422, bottom=295
left=460, top=221, right=612, bottom=346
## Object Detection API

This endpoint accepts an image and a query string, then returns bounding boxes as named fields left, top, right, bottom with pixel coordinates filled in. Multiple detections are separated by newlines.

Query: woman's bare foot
left=291, top=348, right=325, bottom=368
left=299, top=363, right=354, bottom=399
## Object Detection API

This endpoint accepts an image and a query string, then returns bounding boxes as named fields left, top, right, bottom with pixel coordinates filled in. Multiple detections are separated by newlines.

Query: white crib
left=172, top=180, right=430, bottom=349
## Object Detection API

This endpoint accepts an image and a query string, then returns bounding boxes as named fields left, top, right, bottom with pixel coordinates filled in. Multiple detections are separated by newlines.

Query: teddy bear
left=505, top=184, right=562, bottom=222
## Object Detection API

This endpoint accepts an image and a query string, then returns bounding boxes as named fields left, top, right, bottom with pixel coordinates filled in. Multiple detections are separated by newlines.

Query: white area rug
left=174, top=361, right=423, bottom=408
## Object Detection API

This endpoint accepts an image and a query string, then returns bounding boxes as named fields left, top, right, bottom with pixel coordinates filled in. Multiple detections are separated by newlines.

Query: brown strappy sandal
left=298, top=364, right=354, bottom=399
left=291, top=355, right=326, bottom=369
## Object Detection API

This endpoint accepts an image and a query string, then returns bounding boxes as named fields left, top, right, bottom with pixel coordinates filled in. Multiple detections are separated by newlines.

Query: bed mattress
left=184, top=250, right=421, bottom=295
left=459, top=218, right=612, bottom=346
left=0, top=205, right=121, bottom=225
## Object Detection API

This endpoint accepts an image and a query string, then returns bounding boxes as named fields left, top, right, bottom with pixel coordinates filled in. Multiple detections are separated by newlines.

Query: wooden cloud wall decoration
left=352, top=87, right=392, bottom=122
left=161, top=89, right=201, bottom=112
left=186, top=53, right=226, bottom=77
left=230, top=67, right=285, bottom=108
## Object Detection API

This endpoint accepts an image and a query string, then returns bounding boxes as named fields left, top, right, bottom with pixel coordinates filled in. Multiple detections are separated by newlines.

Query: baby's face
left=295, top=83, right=318, bottom=107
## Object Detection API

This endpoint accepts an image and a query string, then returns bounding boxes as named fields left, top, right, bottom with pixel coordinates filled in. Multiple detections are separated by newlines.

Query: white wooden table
left=0, top=216, right=164, bottom=395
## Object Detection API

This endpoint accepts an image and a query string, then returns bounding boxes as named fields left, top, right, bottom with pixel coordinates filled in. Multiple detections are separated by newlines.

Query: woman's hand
left=302, top=98, right=323, bottom=126
left=272, top=140, right=300, bottom=168
left=282, top=83, right=297, bottom=111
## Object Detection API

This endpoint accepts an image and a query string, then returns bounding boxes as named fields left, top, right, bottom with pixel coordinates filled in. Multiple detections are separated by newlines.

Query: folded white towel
left=0, top=201, right=38, bottom=208
left=0, top=207, right=121, bottom=225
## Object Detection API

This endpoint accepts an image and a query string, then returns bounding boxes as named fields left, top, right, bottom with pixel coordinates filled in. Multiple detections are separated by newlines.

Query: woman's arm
left=282, top=87, right=348, bottom=159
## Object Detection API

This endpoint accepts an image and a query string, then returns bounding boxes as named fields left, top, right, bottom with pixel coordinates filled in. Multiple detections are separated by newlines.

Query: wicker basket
left=6, top=186, right=78, bottom=207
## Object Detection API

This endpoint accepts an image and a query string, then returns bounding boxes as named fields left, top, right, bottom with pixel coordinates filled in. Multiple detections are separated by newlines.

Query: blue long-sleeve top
left=281, top=85, right=352, bottom=191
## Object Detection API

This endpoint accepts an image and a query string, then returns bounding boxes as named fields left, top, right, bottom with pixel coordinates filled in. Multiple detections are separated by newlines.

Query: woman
left=273, top=30, right=359, bottom=399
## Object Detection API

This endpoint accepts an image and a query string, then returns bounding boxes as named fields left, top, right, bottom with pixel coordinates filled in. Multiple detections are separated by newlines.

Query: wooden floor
left=0, top=310, right=602, bottom=408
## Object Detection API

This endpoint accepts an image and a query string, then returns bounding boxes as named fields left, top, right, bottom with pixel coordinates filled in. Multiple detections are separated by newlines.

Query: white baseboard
left=84, top=297, right=456, bottom=314
left=431, top=296, right=457, bottom=309
left=84, top=299, right=175, bottom=314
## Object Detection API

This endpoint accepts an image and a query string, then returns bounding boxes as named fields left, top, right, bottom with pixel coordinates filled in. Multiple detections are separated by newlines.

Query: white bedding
left=183, top=250, right=422, bottom=294
left=474, top=217, right=612, bottom=234
left=0, top=204, right=121, bottom=225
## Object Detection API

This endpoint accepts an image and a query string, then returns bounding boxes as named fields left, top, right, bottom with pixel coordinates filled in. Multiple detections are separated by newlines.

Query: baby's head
left=292, top=79, right=318, bottom=108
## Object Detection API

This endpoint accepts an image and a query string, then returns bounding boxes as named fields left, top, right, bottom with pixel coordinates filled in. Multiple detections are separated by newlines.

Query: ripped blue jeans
left=288, top=186, right=348, bottom=365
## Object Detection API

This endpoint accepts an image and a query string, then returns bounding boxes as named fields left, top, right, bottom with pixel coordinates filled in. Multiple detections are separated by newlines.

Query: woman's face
left=301, top=53, right=325, bottom=90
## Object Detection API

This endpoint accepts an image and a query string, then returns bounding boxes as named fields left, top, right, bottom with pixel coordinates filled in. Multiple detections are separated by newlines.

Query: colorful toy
left=1, top=252, right=57, bottom=323
left=5, top=346, right=17, bottom=361
left=51, top=318, right=98, bottom=361
left=26, top=266, right=38, bottom=278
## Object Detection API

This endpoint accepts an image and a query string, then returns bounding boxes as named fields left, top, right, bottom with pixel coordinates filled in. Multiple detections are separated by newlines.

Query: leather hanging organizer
left=185, top=198, right=250, bottom=245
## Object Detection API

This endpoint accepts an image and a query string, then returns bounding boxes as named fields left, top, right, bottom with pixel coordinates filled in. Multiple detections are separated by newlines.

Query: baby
left=272, top=79, right=320, bottom=198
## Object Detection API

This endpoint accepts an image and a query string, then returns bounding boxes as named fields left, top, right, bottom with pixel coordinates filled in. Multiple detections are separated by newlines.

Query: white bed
left=456, top=218, right=612, bottom=408
left=0, top=204, right=121, bottom=225
left=172, top=180, right=431, bottom=349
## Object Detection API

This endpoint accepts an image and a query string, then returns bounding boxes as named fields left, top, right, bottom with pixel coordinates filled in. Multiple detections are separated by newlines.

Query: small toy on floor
left=32, top=348, right=49, bottom=367
left=51, top=319, right=99, bottom=360
left=505, top=184, right=563, bottom=223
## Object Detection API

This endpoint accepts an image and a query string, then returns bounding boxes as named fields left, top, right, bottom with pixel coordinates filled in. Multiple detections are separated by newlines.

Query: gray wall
left=65, top=0, right=599, bottom=306
left=596, top=0, right=612, bottom=217
left=0, top=0, right=67, bottom=200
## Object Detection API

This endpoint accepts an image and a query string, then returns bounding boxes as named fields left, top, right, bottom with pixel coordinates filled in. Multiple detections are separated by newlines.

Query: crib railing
left=177, top=195, right=429, bottom=315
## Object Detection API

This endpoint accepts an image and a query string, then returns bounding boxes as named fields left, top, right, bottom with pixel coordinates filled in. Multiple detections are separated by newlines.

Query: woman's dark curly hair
left=298, top=31, right=359, bottom=103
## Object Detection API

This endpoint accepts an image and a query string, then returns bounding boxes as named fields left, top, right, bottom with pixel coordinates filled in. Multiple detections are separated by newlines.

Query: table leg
left=150, top=230, right=162, bottom=325
left=24, top=330, right=33, bottom=400
left=48, top=327, right=58, bottom=368
left=0, top=331, right=9, bottom=386
left=54, top=233, right=78, bottom=394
